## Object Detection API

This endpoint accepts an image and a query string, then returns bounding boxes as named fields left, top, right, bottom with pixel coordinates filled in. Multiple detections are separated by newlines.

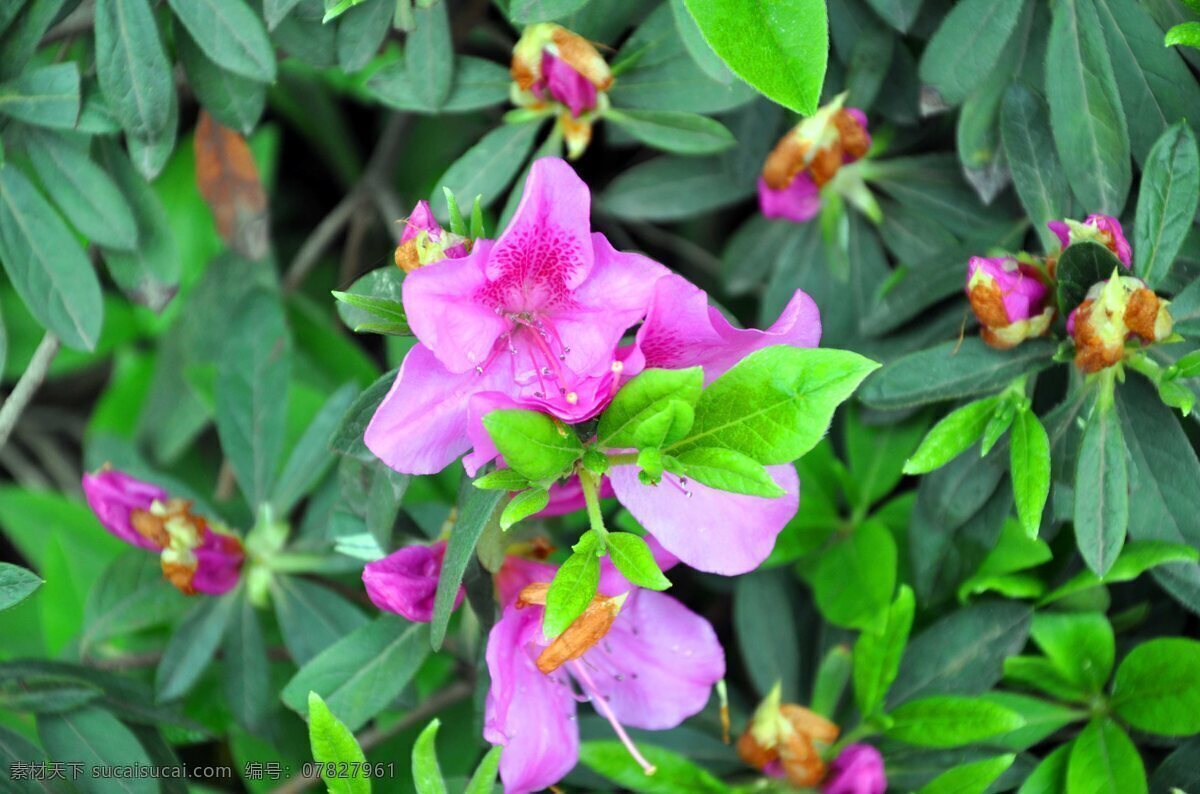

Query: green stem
left=1125, top=351, right=1163, bottom=383
left=578, top=468, right=609, bottom=547
left=1096, top=366, right=1119, bottom=413
left=606, top=452, right=639, bottom=466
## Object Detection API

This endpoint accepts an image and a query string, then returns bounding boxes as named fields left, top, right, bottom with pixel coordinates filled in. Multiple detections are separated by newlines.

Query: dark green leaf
left=273, top=575, right=369, bottom=665
left=1039, top=540, right=1199, bottom=605
left=0, top=63, right=79, bottom=128
left=734, top=568, right=800, bottom=699
left=0, top=562, right=41, bottom=611
left=1057, top=241, right=1125, bottom=313
left=167, top=0, right=276, bottom=82
left=918, top=0, right=1025, bottom=106
left=39, top=708, right=156, bottom=794
left=1135, top=123, right=1200, bottom=288
left=431, top=484, right=505, bottom=649
left=330, top=369, right=396, bottom=459
left=600, top=155, right=753, bottom=221
left=336, top=0, right=392, bottom=72
left=176, top=26, right=265, bottom=135
left=1001, top=83, right=1072, bottom=250
left=155, top=594, right=238, bottom=700
left=1074, top=404, right=1128, bottom=576
left=430, top=121, right=541, bottom=222
left=405, top=2, right=453, bottom=111
left=509, top=0, right=589, bottom=23
left=606, top=109, right=736, bottom=156
left=0, top=674, right=102, bottom=714
left=368, top=56, right=511, bottom=114
left=223, top=595, right=271, bottom=731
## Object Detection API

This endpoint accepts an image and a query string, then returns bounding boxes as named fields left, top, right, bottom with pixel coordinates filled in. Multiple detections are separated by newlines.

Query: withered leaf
left=194, top=111, right=269, bottom=260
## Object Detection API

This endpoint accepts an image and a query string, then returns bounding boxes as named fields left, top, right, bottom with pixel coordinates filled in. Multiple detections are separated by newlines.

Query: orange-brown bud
left=551, top=27, right=612, bottom=90
left=162, top=561, right=196, bottom=595
left=1125, top=288, right=1161, bottom=342
left=131, top=508, right=171, bottom=548
left=834, top=109, right=870, bottom=160
left=394, top=240, right=421, bottom=273
left=762, top=135, right=810, bottom=190
left=1073, top=299, right=1125, bottom=374
left=535, top=592, right=626, bottom=674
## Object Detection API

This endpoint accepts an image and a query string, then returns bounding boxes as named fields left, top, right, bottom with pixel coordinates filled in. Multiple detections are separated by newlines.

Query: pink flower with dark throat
left=82, top=468, right=243, bottom=595
left=1048, top=214, right=1132, bottom=267
left=605, top=274, right=818, bottom=575
left=485, top=556, right=724, bottom=794
left=366, top=158, right=666, bottom=476
left=362, top=541, right=461, bottom=622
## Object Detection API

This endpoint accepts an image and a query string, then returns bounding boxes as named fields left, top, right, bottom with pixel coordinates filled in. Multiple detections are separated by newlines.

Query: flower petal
left=758, top=174, right=821, bottom=223
left=365, top=344, right=507, bottom=475
left=82, top=470, right=168, bottom=550
left=636, top=274, right=821, bottom=383
left=608, top=464, right=799, bottom=575
left=400, top=199, right=441, bottom=245
left=576, top=589, right=724, bottom=729
left=487, top=158, right=594, bottom=291
left=484, top=604, right=579, bottom=794
left=362, top=542, right=458, bottom=622
left=191, top=531, right=244, bottom=595
left=403, top=240, right=508, bottom=374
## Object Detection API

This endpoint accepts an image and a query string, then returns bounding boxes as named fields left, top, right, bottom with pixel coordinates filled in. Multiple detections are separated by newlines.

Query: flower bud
left=966, top=256, right=1054, bottom=349
left=1070, top=271, right=1174, bottom=373
left=394, top=200, right=469, bottom=272
left=737, top=683, right=840, bottom=787
left=362, top=540, right=462, bottom=622
left=82, top=468, right=243, bottom=595
left=511, top=24, right=611, bottom=117
left=758, top=97, right=871, bottom=224
left=823, top=744, right=886, bottom=794
left=1048, top=214, right=1132, bottom=267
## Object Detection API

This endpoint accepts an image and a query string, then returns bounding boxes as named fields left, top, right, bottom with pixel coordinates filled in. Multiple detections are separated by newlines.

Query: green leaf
left=1030, top=610, right=1114, bottom=693
left=155, top=593, right=238, bottom=700
left=0, top=63, right=79, bottom=128
left=431, top=484, right=505, bottom=649
left=1135, top=123, right=1200, bottom=288
left=23, top=131, right=138, bottom=251
left=1056, top=241, right=1125, bottom=313
left=216, top=290, right=292, bottom=506
left=500, top=487, right=549, bottom=530
left=272, top=575, right=369, bottom=665
left=854, top=585, right=915, bottom=718
left=1010, top=408, right=1050, bottom=538
left=672, top=447, right=783, bottom=497
left=601, top=155, right=754, bottom=221
left=177, top=25, right=265, bottom=135
left=405, top=1, right=453, bottom=111
left=273, top=384, right=358, bottom=514
left=578, top=740, right=728, bottom=794
left=887, top=696, right=1025, bottom=748
left=1066, top=719, right=1147, bottom=794
left=223, top=594, right=270, bottom=731
left=1074, top=404, right=1128, bottom=576
left=810, top=643, right=853, bottom=717
left=811, top=519, right=897, bottom=629
left=681, top=0, right=827, bottom=115
left=39, top=707, right=156, bottom=794
left=1112, top=637, right=1200, bottom=735
left=917, top=753, right=1016, bottom=794
left=1039, top=540, right=1200, bottom=605
left=473, top=469, right=532, bottom=491
left=1046, top=0, right=1131, bottom=214
left=1167, top=21, right=1200, bottom=49
left=1001, top=84, right=1072, bottom=251
left=0, top=163, right=103, bottom=351
left=336, top=0, right=392, bottom=72
left=860, top=339, right=1057, bottom=411
left=412, top=719, right=447, bottom=794
left=959, top=518, right=1052, bottom=601
left=430, top=121, right=541, bottom=222
left=605, top=109, right=735, bottom=156
left=282, top=617, right=431, bottom=731
left=599, top=367, right=702, bottom=449
left=670, top=0, right=736, bottom=84
left=368, top=56, right=511, bottom=115
left=734, top=568, right=800, bottom=699
left=1004, top=655, right=1091, bottom=702
left=918, top=0, right=1025, bottom=106
left=329, top=369, right=395, bottom=459
left=864, top=0, right=925, bottom=32
left=605, top=532, right=671, bottom=590
left=0, top=562, right=41, bottom=611
left=544, top=546, right=601, bottom=637
left=843, top=407, right=928, bottom=511
left=166, top=0, right=276, bottom=82
left=95, top=0, right=178, bottom=174
left=463, top=746, right=503, bottom=794
left=904, top=397, right=999, bottom=475
left=482, top=409, right=584, bottom=481
left=673, top=346, right=879, bottom=465
left=509, top=0, right=589, bottom=23
left=0, top=674, right=102, bottom=714
left=1018, top=742, right=1071, bottom=794
left=307, top=692, right=370, bottom=794
left=333, top=290, right=409, bottom=335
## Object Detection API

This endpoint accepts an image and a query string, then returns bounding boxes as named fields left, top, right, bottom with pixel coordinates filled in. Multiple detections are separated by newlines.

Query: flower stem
left=578, top=468, right=609, bottom=547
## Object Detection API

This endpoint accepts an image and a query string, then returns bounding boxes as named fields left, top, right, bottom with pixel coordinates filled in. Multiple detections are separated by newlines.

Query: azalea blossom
left=1069, top=272, right=1173, bottom=373
left=365, top=157, right=666, bottom=476
left=362, top=540, right=461, bottom=622
left=824, top=744, right=887, bottom=794
left=965, top=256, right=1054, bottom=349
left=606, top=274, right=817, bottom=575
left=511, top=24, right=613, bottom=158
left=393, top=199, right=469, bottom=273
left=82, top=468, right=243, bottom=595
left=484, top=555, right=724, bottom=794
left=759, top=98, right=871, bottom=224
left=1048, top=214, right=1132, bottom=268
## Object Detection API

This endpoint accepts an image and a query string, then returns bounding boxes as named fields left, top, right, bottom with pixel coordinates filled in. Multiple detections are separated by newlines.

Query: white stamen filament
left=568, top=660, right=657, bottom=777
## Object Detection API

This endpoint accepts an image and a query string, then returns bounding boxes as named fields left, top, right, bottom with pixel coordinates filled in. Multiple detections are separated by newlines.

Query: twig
left=0, top=332, right=60, bottom=451
left=282, top=192, right=365, bottom=292
left=271, top=681, right=476, bottom=794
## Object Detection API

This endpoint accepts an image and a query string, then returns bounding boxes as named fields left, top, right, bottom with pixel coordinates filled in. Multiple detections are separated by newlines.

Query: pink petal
left=608, top=464, right=799, bottom=575
left=635, top=274, right=821, bottom=383
left=542, top=52, right=597, bottom=117
left=486, top=158, right=594, bottom=291
left=365, top=344, right=507, bottom=475
left=496, top=556, right=556, bottom=607
left=403, top=240, right=508, bottom=374
left=575, top=589, right=725, bottom=730
left=82, top=470, right=169, bottom=550
left=758, top=174, right=821, bottom=223
left=191, top=531, right=244, bottom=595
left=362, top=542, right=459, bottom=622
left=400, top=200, right=442, bottom=245
left=484, top=604, right=579, bottom=794
left=1047, top=221, right=1070, bottom=249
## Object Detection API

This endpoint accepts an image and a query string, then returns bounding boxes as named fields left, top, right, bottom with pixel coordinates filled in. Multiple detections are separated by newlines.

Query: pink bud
left=362, top=541, right=461, bottom=622
left=82, top=469, right=169, bottom=550
left=537, top=52, right=598, bottom=117
left=966, top=256, right=1054, bottom=348
left=1047, top=214, right=1131, bottom=267
left=823, top=744, right=886, bottom=794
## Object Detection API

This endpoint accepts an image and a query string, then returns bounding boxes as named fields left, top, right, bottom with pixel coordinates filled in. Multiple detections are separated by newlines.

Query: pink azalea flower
left=399, top=200, right=468, bottom=260
left=1047, top=214, right=1132, bottom=267
left=361, top=540, right=461, bottom=622
left=823, top=744, right=886, bottom=794
left=606, top=274, right=819, bottom=575
left=82, top=469, right=243, bottom=596
left=484, top=556, right=724, bottom=794
left=366, top=157, right=666, bottom=476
